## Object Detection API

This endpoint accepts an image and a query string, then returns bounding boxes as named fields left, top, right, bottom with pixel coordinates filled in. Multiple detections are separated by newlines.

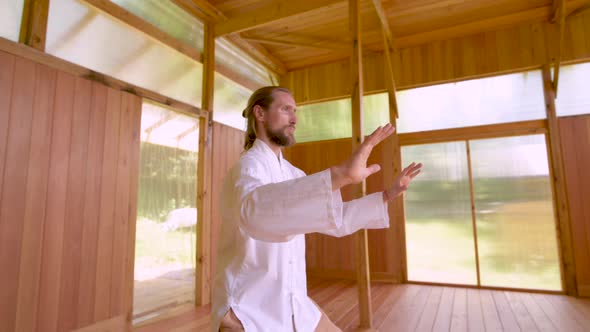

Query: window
left=46, top=0, right=203, bottom=106
left=402, top=134, right=561, bottom=290
left=396, top=71, right=545, bottom=133
left=110, top=0, right=204, bottom=52
left=402, top=142, right=477, bottom=285
left=0, top=0, right=24, bottom=41
left=213, top=72, right=252, bottom=130
left=294, top=93, right=390, bottom=143
left=470, top=135, right=561, bottom=290
left=556, top=62, right=590, bottom=117
left=134, top=101, right=199, bottom=323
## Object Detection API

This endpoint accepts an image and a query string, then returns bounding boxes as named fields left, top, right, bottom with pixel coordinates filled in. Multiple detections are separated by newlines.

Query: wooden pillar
left=542, top=65, right=577, bottom=296
left=19, top=0, right=50, bottom=51
left=196, top=21, right=215, bottom=306
left=349, top=0, right=373, bottom=329
left=381, top=32, right=407, bottom=283
left=552, top=0, right=566, bottom=96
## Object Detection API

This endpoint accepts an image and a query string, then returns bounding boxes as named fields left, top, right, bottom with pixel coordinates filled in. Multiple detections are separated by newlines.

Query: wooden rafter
left=172, top=0, right=227, bottom=23
left=394, top=0, right=587, bottom=48
left=19, top=0, right=50, bottom=51
left=371, top=0, right=396, bottom=51
left=552, top=0, right=566, bottom=96
left=240, top=34, right=350, bottom=51
left=349, top=0, right=373, bottom=328
left=214, top=0, right=343, bottom=37
left=226, top=35, right=287, bottom=75
left=567, top=1, right=590, bottom=17
left=371, top=0, right=399, bottom=118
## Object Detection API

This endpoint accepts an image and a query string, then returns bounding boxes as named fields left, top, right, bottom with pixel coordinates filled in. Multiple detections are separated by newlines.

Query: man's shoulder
left=232, top=150, right=267, bottom=173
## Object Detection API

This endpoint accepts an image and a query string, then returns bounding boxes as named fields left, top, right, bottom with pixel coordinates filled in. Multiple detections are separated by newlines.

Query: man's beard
left=264, top=123, right=295, bottom=147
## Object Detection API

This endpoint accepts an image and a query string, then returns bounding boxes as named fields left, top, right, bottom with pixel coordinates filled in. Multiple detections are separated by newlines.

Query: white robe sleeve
left=237, top=161, right=344, bottom=242
left=317, top=190, right=390, bottom=238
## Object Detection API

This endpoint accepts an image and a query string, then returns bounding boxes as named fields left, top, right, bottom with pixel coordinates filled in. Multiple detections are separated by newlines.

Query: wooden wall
left=210, top=122, right=245, bottom=280
left=0, top=50, right=142, bottom=331
left=281, top=11, right=590, bottom=104
left=559, top=114, right=590, bottom=297
left=284, top=137, right=403, bottom=281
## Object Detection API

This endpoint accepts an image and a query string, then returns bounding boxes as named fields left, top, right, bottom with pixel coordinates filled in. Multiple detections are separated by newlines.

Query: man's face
left=262, top=91, right=297, bottom=147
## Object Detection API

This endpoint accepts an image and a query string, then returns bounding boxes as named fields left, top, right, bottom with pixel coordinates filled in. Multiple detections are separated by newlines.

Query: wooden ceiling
left=200, top=0, right=590, bottom=71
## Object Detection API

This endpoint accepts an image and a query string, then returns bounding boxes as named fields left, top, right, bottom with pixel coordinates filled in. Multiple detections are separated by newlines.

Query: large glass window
left=556, top=62, right=590, bottom=117
left=213, top=72, right=253, bottom=130
left=134, top=101, right=199, bottom=324
left=471, top=135, right=561, bottom=290
left=110, top=0, right=204, bottom=52
left=294, top=93, right=390, bottom=143
left=1, top=0, right=24, bottom=41
left=46, top=0, right=203, bottom=106
left=402, top=134, right=561, bottom=291
left=402, top=142, right=477, bottom=285
left=396, top=71, right=545, bottom=133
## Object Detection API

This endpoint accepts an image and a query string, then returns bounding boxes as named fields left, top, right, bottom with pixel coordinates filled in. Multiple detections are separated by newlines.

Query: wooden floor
left=135, top=278, right=590, bottom=331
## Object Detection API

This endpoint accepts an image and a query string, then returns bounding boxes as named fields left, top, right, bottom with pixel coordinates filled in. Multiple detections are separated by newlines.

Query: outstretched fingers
left=365, top=123, right=396, bottom=147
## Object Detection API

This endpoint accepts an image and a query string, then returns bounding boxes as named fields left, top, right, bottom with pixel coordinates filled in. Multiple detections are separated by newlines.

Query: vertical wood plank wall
left=284, top=138, right=402, bottom=281
left=0, top=50, right=142, bottom=332
left=559, top=114, right=590, bottom=297
left=210, top=122, right=245, bottom=280
left=281, top=11, right=590, bottom=104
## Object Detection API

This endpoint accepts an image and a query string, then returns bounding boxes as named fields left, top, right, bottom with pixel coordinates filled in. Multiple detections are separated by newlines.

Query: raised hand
left=330, top=123, right=396, bottom=190
left=384, top=162, right=423, bottom=202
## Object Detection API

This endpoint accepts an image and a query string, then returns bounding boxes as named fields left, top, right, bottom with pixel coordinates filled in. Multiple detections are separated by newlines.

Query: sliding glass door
left=402, top=134, right=562, bottom=291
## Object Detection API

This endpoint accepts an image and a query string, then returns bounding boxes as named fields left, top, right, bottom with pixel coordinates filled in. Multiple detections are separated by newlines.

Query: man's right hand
left=330, top=123, right=396, bottom=191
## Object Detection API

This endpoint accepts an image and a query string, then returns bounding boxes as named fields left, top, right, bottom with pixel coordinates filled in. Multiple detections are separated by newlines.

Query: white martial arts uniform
left=211, top=139, right=390, bottom=332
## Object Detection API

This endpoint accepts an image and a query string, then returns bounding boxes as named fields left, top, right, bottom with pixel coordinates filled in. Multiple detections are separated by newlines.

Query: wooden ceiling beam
left=371, top=0, right=396, bottom=51
left=552, top=0, right=566, bottom=96
left=240, top=34, right=350, bottom=51
left=171, top=0, right=227, bottom=23
left=215, top=0, right=343, bottom=37
left=19, top=0, right=50, bottom=51
left=395, top=0, right=587, bottom=48
left=226, top=35, right=287, bottom=76
left=371, top=0, right=399, bottom=118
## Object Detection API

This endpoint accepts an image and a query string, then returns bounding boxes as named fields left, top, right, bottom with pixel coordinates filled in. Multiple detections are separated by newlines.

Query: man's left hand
left=383, top=162, right=423, bottom=202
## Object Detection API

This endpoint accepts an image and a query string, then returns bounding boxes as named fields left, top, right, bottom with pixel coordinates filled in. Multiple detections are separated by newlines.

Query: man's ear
left=253, top=105, right=265, bottom=122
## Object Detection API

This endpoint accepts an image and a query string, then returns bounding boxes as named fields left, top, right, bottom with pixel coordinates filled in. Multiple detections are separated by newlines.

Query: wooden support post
left=542, top=65, right=577, bottom=296
left=19, top=0, right=50, bottom=51
left=349, top=0, right=373, bottom=329
left=552, top=0, right=566, bottom=96
left=381, top=33, right=406, bottom=283
left=196, top=22, right=215, bottom=306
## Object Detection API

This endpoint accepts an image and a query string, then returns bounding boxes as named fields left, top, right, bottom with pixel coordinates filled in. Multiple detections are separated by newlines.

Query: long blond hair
left=242, top=86, right=292, bottom=151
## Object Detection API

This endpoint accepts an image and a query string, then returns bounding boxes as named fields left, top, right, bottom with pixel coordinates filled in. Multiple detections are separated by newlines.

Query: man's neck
left=257, top=137, right=281, bottom=157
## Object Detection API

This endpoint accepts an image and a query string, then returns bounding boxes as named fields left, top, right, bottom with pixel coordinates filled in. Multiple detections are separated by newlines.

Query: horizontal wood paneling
left=0, top=50, right=142, bottom=331
left=559, top=114, right=590, bottom=297
left=281, top=11, right=590, bottom=103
